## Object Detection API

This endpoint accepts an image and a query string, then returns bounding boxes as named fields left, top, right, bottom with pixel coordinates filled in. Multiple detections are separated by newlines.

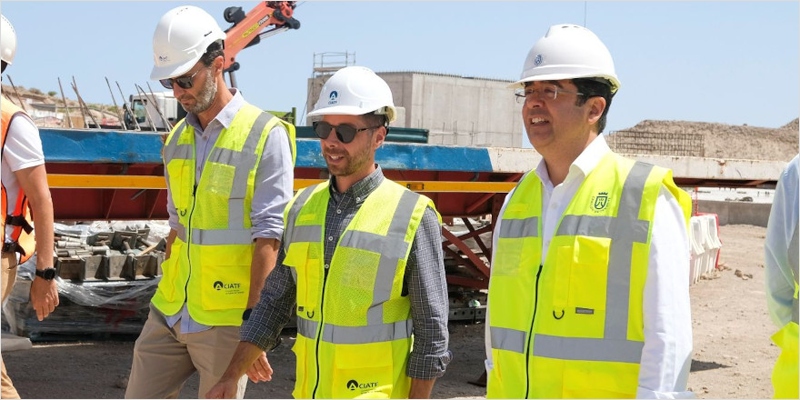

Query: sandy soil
left=1, top=224, right=780, bottom=399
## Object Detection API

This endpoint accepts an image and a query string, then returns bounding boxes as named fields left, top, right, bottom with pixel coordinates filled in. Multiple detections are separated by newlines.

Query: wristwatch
left=35, top=268, right=57, bottom=281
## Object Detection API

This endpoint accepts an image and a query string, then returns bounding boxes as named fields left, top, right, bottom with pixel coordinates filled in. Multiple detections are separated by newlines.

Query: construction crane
left=221, top=1, right=301, bottom=88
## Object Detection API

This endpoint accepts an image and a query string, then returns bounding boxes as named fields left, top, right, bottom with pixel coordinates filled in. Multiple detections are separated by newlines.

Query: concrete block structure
left=307, top=71, right=524, bottom=148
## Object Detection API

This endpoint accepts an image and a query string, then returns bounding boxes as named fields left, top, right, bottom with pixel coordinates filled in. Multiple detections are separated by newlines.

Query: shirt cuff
left=11, top=159, right=45, bottom=172
left=406, top=350, right=453, bottom=380
left=636, top=386, right=696, bottom=399
left=251, top=227, right=284, bottom=241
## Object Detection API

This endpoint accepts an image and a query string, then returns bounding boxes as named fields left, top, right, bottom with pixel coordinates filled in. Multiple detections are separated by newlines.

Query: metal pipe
left=57, top=77, right=73, bottom=128
left=106, top=77, right=127, bottom=130
left=134, top=84, right=158, bottom=132
left=116, top=81, right=141, bottom=131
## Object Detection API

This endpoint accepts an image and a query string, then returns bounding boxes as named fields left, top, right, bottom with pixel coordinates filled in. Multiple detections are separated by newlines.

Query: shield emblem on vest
left=593, top=192, right=609, bottom=211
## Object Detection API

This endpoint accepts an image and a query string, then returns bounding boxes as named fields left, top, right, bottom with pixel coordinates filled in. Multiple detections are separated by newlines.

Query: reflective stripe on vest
left=297, top=315, right=413, bottom=344
left=790, top=223, right=799, bottom=325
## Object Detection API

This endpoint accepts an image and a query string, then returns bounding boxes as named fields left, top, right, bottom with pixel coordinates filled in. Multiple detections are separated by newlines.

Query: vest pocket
left=569, top=236, right=610, bottom=312
left=331, top=342, right=394, bottom=398
left=156, top=240, right=183, bottom=303
left=291, top=336, right=311, bottom=399
left=493, top=239, right=523, bottom=277
left=200, top=262, right=250, bottom=311
left=284, top=242, right=321, bottom=311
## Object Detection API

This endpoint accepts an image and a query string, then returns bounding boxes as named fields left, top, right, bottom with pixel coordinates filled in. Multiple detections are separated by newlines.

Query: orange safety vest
left=1, top=97, right=37, bottom=263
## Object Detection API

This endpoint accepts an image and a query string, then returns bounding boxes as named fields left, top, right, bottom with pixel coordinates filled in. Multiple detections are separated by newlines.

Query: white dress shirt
left=485, top=135, right=694, bottom=399
left=764, top=154, right=799, bottom=328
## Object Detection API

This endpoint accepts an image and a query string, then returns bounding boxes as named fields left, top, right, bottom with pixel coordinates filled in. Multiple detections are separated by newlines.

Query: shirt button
left=324, top=264, right=330, bottom=269
left=328, top=236, right=333, bottom=241
left=356, top=197, right=361, bottom=202
left=336, top=209, right=342, bottom=215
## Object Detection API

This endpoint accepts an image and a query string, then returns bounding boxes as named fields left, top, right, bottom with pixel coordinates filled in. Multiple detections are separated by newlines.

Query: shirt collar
left=185, top=88, right=244, bottom=132
left=329, top=165, right=385, bottom=204
left=534, top=134, right=612, bottom=189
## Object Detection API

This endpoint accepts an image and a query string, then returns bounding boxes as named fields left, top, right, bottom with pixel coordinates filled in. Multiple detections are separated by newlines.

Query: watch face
left=38, top=268, right=57, bottom=280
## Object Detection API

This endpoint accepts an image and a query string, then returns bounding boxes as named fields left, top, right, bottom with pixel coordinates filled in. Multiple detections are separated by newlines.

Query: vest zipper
left=524, top=264, right=543, bottom=399
left=311, top=265, right=330, bottom=398
left=184, top=184, right=198, bottom=302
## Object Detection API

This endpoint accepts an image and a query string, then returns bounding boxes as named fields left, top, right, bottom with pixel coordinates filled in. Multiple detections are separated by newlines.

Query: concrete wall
left=389, top=72, right=523, bottom=148
left=697, top=200, right=773, bottom=227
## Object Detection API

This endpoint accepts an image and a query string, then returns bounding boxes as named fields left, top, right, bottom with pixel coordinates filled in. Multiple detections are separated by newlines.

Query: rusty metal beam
left=442, top=228, right=490, bottom=278
left=446, top=275, right=488, bottom=290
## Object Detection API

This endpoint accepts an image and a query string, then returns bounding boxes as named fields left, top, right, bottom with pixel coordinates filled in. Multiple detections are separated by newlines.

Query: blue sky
left=2, top=1, right=798, bottom=140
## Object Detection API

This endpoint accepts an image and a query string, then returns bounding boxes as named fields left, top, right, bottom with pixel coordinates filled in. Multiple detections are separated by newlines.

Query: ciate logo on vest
left=212, top=280, right=243, bottom=294
left=345, top=378, right=378, bottom=393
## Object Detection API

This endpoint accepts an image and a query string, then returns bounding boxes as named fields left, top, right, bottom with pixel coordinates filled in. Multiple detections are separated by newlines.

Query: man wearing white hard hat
left=207, top=66, right=452, bottom=399
left=1, top=14, right=59, bottom=399
left=485, top=24, right=693, bottom=398
left=125, top=5, right=296, bottom=398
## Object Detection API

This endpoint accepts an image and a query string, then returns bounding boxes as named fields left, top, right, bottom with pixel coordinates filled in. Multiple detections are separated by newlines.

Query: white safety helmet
left=511, top=24, right=621, bottom=94
left=150, top=5, right=226, bottom=80
left=1, top=15, right=17, bottom=67
left=308, top=66, right=396, bottom=124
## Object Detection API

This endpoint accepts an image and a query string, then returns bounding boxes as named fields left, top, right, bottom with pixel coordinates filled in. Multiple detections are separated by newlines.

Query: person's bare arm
left=248, top=238, right=279, bottom=308
left=14, top=164, right=57, bottom=321
left=409, top=378, right=436, bottom=399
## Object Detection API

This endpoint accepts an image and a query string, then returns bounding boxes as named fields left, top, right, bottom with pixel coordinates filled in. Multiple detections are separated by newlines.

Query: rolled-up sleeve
left=165, top=162, right=180, bottom=232
left=406, top=206, right=452, bottom=380
left=251, top=124, right=295, bottom=240
left=241, top=246, right=297, bottom=351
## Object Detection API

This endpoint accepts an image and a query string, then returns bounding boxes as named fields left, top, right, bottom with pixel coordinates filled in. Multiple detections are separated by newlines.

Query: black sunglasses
left=312, top=121, right=382, bottom=144
left=159, top=68, right=202, bottom=90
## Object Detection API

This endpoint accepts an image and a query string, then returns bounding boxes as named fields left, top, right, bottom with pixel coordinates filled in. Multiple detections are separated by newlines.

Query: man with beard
left=206, top=66, right=452, bottom=399
left=485, top=24, right=693, bottom=398
left=125, top=6, right=295, bottom=399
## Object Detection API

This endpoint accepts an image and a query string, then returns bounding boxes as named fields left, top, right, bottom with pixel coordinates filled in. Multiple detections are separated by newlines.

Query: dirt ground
left=1, top=224, right=780, bottom=399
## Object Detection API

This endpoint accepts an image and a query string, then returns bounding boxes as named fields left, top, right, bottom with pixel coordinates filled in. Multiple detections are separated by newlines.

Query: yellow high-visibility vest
left=283, top=179, right=438, bottom=399
left=152, top=103, right=296, bottom=326
left=487, top=152, right=691, bottom=399
left=771, top=224, right=799, bottom=399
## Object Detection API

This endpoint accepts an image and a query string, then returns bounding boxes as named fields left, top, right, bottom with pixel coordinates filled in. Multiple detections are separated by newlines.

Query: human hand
left=205, top=378, right=239, bottom=399
left=30, top=277, right=59, bottom=321
left=245, top=351, right=273, bottom=383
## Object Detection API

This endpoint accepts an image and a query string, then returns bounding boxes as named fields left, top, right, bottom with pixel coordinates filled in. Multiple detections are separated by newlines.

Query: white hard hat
left=511, top=24, right=621, bottom=93
left=1, top=15, right=17, bottom=67
left=150, top=5, right=226, bottom=80
left=308, top=66, right=396, bottom=123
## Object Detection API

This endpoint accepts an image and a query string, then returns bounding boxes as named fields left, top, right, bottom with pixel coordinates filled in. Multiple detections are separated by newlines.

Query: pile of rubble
left=610, top=118, right=798, bottom=161
left=54, top=226, right=166, bottom=282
